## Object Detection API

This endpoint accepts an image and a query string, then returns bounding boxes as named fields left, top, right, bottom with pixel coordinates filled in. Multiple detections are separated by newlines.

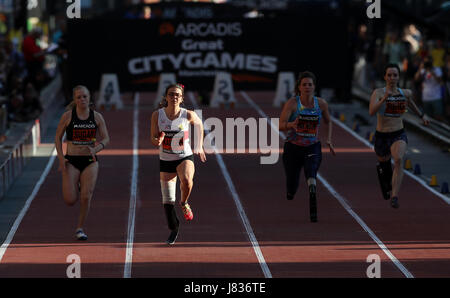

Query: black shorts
left=65, top=155, right=98, bottom=173
left=160, top=155, right=194, bottom=173
left=374, top=129, right=408, bottom=158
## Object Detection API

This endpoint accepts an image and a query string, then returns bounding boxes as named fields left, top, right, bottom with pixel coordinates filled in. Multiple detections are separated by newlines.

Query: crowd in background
left=0, top=21, right=68, bottom=142
left=354, top=22, right=449, bottom=123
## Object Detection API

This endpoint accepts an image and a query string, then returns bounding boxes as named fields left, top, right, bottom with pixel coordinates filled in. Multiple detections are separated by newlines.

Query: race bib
left=72, top=129, right=96, bottom=145
left=296, top=114, right=319, bottom=137
left=384, top=95, right=407, bottom=117
left=162, top=130, right=188, bottom=154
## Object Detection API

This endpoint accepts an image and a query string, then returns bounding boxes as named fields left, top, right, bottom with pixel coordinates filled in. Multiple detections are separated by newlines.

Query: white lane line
left=241, top=91, right=414, bottom=278
left=124, top=92, right=140, bottom=278
left=0, top=148, right=57, bottom=263
left=187, top=92, right=272, bottom=278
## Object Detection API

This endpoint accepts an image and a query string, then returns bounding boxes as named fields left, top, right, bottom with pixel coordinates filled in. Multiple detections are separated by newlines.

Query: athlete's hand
left=157, top=131, right=165, bottom=147
left=381, top=89, right=391, bottom=103
left=58, top=158, right=68, bottom=172
left=287, top=118, right=299, bottom=130
left=195, top=147, right=207, bottom=162
left=327, top=141, right=336, bottom=156
left=88, top=146, right=97, bottom=162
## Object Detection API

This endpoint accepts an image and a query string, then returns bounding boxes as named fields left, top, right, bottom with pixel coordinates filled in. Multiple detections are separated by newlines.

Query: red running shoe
left=181, top=203, right=193, bottom=221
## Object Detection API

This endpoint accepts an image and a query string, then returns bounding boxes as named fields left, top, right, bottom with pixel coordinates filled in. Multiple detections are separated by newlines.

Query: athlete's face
left=299, top=78, right=315, bottom=96
left=166, top=87, right=184, bottom=106
left=74, top=89, right=90, bottom=108
left=384, top=68, right=399, bottom=86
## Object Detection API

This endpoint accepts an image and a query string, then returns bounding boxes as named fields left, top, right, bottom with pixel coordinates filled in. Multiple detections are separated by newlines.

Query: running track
left=0, top=91, right=448, bottom=278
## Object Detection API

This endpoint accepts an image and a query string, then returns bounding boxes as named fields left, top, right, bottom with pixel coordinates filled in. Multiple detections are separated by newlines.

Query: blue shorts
left=374, top=129, right=408, bottom=158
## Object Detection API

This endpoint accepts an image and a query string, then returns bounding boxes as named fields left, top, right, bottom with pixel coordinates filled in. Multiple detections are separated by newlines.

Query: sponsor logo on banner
left=129, top=21, right=277, bottom=79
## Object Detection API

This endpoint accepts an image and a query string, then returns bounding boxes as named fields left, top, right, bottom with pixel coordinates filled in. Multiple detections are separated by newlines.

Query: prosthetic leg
left=161, top=180, right=179, bottom=245
left=376, top=161, right=393, bottom=200
left=307, top=178, right=318, bottom=223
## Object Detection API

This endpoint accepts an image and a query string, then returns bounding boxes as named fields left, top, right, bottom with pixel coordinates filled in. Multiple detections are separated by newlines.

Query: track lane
left=0, top=107, right=135, bottom=278
left=240, top=90, right=450, bottom=277
left=130, top=92, right=265, bottom=278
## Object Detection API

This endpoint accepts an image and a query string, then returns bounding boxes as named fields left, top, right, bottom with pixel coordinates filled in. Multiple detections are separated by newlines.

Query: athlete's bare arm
left=188, top=110, right=206, bottom=162
left=55, top=111, right=71, bottom=171
left=318, top=97, right=335, bottom=156
left=279, top=97, right=298, bottom=131
left=151, top=110, right=164, bottom=147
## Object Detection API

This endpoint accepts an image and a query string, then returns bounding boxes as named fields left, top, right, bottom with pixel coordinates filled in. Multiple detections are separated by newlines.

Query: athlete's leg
left=160, top=172, right=179, bottom=244
left=62, top=162, right=80, bottom=206
left=176, top=159, right=195, bottom=205
left=390, top=140, right=407, bottom=206
left=282, top=142, right=303, bottom=200
left=304, top=143, right=322, bottom=222
left=78, top=161, right=99, bottom=231
left=374, top=133, right=393, bottom=200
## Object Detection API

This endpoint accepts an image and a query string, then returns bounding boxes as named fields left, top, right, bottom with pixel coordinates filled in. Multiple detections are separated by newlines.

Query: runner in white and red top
left=151, top=83, right=206, bottom=245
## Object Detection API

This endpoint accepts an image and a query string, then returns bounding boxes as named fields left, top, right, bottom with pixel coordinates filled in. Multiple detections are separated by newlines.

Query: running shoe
left=391, top=197, right=399, bottom=209
left=181, top=203, right=194, bottom=221
left=166, top=228, right=179, bottom=245
left=75, top=229, right=88, bottom=241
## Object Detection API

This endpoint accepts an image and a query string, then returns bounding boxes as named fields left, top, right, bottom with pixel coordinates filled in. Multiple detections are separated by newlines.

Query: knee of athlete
left=80, top=192, right=92, bottom=204
left=306, top=177, right=316, bottom=187
left=161, top=180, right=176, bottom=205
left=392, top=157, right=403, bottom=168
left=64, top=196, right=77, bottom=206
left=180, top=178, right=193, bottom=189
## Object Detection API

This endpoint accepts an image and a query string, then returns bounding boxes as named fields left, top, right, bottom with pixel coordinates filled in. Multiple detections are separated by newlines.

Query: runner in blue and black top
left=369, top=63, right=430, bottom=208
left=279, top=71, right=335, bottom=222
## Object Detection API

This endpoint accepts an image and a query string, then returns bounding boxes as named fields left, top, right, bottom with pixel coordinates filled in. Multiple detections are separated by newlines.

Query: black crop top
left=65, top=108, right=98, bottom=145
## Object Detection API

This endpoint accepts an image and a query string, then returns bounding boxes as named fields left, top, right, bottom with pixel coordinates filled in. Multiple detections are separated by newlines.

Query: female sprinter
left=151, top=83, right=206, bottom=245
left=55, top=85, right=110, bottom=240
left=369, top=63, right=429, bottom=208
left=279, top=71, right=335, bottom=222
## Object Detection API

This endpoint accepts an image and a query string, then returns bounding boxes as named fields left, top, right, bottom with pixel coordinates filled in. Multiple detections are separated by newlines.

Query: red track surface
left=0, top=91, right=448, bottom=278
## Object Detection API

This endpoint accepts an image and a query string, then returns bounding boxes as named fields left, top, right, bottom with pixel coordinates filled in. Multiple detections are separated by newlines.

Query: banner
left=67, top=17, right=348, bottom=92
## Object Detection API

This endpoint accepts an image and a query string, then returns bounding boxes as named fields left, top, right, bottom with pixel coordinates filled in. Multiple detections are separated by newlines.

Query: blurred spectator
left=414, top=57, right=444, bottom=120
left=382, top=31, right=408, bottom=69
left=430, top=39, right=446, bottom=69
left=22, top=27, right=46, bottom=81
left=7, top=80, right=42, bottom=122
left=4, top=39, right=27, bottom=79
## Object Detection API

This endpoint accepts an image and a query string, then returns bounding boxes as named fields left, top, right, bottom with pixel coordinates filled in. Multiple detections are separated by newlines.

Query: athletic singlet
left=286, top=96, right=322, bottom=147
left=158, top=108, right=193, bottom=161
left=65, top=108, right=98, bottom=146
left=378, top=88, right=407, bottom=118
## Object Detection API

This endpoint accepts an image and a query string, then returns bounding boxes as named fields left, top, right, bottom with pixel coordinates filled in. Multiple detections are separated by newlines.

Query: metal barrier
left=0, top=120, right=38, bottom=198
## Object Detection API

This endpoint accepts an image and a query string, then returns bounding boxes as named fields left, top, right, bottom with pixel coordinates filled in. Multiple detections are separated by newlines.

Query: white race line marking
left=241, top=91, right=414, bottom=278
left=187, top=92, right=272, bottom=278
left=0, top=148, right=57, bottom=263
left=124, top=92, right=140, bottom=278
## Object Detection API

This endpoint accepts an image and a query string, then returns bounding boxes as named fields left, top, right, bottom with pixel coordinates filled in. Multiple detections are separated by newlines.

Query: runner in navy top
left=369, top=63, right=430, bottom=208
left=279, top=71, right=335, bottom=222
left=55, top=85, right=110, bottom=240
